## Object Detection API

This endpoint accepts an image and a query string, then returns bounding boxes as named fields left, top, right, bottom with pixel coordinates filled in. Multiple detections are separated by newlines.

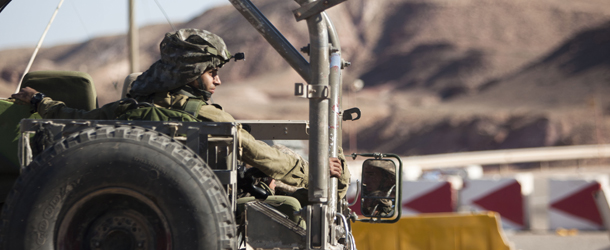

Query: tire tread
left=0, top=125, right=236, bottom=249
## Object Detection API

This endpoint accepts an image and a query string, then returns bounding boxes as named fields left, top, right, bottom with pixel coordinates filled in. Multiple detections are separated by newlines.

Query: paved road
left=506, top=231, right=610, bottom=250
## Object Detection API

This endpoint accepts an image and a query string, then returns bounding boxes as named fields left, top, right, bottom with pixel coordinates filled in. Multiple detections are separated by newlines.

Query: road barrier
left=549, top=176, right=610, bottom=230
left=352, top=212, right=513, bottom=250
left=402, top=180, right=456, bottom=215
left=460, top=174, right=533, bottom=230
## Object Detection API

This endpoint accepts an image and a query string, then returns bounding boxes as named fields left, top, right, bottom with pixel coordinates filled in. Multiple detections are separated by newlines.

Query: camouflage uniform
left=35, top=28, right=351, bottom=198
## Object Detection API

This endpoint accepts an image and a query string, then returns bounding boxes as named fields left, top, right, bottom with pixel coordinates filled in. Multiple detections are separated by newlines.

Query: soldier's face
left=199, top=68, right=221, bottom=94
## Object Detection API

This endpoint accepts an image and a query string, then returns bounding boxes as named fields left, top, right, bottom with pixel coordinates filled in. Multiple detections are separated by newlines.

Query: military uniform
left=35, top=28, right=351, bottom=198
left=35, top=88, right=351, bottom=197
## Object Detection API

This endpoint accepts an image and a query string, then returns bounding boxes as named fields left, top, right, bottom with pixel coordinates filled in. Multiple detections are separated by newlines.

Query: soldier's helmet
left=130, top=28, right=232, bottom=97
left=362, top=159, right=396, bottom=196
left=365, top=159, right=396, bottom=177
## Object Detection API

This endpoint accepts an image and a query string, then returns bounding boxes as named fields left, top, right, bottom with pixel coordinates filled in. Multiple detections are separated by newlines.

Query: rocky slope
left=1, top=0, right=610, bottom=157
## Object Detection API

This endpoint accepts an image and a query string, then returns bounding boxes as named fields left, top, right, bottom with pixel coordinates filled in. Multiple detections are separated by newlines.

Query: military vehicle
left=0, top=0, right=403, bottom=249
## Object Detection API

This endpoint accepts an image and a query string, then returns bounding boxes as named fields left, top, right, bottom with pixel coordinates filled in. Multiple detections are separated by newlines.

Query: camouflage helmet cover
left=130, top=28, right=232, bottom=97
left=364, top=159, right=396, bottom=176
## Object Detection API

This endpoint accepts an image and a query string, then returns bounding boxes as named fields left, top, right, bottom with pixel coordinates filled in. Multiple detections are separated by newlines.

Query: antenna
left=15, top=0, right=65, bottom=93
left=153, top=0, right=176, bottom=31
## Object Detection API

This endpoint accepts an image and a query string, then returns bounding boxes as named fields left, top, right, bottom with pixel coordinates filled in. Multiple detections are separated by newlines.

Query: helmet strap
left=196, top=77, right=205, bottom=91
left=190, top=77, right=212, bottom=102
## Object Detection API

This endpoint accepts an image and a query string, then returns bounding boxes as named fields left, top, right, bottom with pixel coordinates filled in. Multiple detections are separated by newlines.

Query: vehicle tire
left=0, top=125, right=236, bottom=250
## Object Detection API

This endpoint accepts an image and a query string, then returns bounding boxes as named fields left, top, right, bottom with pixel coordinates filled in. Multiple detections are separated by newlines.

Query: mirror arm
left=351, top=152, right=384, bottom=160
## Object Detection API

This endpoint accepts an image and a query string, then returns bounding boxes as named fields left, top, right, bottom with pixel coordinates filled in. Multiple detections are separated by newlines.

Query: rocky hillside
left=1, top=0, right=610, bottom=157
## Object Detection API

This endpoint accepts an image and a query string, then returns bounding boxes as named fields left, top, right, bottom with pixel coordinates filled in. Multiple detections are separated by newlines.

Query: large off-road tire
left=0, top=125, right=236, bottom=250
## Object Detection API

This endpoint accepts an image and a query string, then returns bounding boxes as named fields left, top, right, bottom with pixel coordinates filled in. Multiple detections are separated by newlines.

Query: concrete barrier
left=352, top=212, right=513, bottom=250
left=460, top=175, right=532, bottom=230
left=402, top=180, right=456, bottom=215
left=549, top=176, right=610, bottom=230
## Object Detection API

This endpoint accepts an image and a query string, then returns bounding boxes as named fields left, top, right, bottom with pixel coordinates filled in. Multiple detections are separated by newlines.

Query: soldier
left=12, top=28, right=351, bottom=198
left=361, top=159, right=396, bottom=217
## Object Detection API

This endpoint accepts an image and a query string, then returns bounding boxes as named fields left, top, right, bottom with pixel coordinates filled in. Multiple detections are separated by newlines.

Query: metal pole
left=228, top=0, right=311, bottom=83
left=128, top=0, right=139, bottom=73
left=305, top=7, right=329, bottom=205
left=326, top=12, right=342, bottom=246
left=305, top=5, right=330, bottom=249
left=325, top=13, right=343, bottom=155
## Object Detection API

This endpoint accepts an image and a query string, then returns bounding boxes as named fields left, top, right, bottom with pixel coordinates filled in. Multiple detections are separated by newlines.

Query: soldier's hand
left=329, top=157, right=342, bottom=178
left=11, top=87, right=38, bottom=104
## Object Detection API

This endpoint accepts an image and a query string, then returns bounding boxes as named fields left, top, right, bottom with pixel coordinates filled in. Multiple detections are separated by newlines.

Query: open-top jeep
left=0, top=0, right=403, bottom=249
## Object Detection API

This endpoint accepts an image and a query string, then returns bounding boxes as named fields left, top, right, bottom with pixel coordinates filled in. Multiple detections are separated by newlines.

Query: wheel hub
left=89, top=212, right=150, bottom=250
left=57, top=187, right=171, bottom=250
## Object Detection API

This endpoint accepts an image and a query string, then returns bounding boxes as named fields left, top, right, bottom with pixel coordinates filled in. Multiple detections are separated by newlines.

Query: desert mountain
left=1, top=0, right=610, bottom=157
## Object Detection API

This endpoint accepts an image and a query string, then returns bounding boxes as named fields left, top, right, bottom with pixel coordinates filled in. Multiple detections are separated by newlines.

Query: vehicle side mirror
left=351, top=153, right=402, bottom=223
left=361, top=159, right=397, bottom=218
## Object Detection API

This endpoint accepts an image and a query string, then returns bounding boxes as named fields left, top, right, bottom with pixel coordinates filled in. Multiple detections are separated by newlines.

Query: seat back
left=22, top=71, right=98, bottom=111
left=122, top=72, right=142, bottom=98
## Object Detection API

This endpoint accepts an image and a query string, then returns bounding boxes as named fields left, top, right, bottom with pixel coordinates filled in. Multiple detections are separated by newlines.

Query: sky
left=0, top=0, right=227, bottom=50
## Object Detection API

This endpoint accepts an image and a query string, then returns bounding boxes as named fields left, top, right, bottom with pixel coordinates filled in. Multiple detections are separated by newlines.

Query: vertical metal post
left=306, top=7, right=329, bottom=205
left=327, top=12, right=342, bottom=245
left=325, top=12, right=343, bottom=155
left=128, top=0, right=139, bottom=73
left=302, top=2, right=330, bottom=248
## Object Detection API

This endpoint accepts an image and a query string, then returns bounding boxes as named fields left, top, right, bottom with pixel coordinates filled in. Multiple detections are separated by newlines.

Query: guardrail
left=398, top=144, right=610, bottom=169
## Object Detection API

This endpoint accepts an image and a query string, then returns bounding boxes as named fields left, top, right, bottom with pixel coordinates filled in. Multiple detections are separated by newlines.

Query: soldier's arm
left=37, top=98, right=124, bottom=119
left=197, top=105, right=309, bottom=188
left=197, top=105, right=352, bottom=196
left=12, top=87, right=122, bottom=119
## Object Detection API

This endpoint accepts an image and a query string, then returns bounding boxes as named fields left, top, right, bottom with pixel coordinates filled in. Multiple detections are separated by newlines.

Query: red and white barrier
left=549, top=176, right=609, bottom=230
left=402, top=180, right=456, bottom=215
left=460, top=175, right=532, bottom=230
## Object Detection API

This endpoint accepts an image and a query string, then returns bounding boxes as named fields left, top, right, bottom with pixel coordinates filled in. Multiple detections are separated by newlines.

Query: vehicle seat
left=22, top=71, right=98, bottom=111
left=122, top=72, right=142, bottom=98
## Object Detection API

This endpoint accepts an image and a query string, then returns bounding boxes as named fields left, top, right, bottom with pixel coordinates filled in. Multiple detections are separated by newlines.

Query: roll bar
left=227, top=0, right=347, bottom=248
